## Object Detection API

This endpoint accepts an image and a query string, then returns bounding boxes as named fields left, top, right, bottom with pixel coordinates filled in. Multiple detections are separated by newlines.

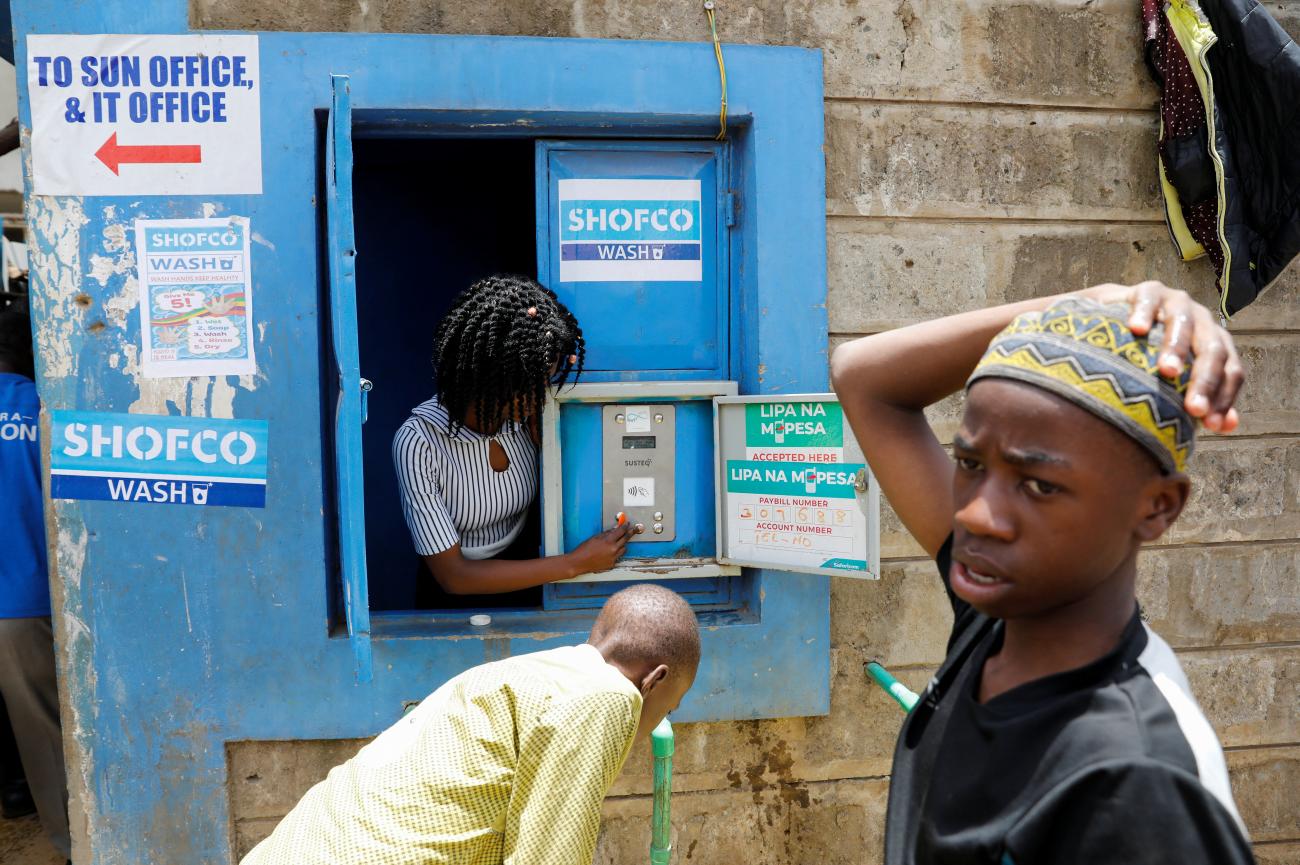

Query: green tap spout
left=866, top=661, right=919, bottom=712
left=650, top=717, right=674, bottom=864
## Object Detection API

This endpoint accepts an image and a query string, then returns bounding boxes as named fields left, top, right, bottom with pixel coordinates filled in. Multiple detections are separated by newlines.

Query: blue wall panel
left=11, top=4, right=828, bottom=861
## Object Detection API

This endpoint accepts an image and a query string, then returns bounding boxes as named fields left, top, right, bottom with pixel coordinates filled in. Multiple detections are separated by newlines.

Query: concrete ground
left=0, top=812, right=64, bottom=865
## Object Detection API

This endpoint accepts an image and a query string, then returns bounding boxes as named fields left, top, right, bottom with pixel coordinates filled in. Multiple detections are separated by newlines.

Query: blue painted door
left=537, top=142, right=734, bottom=610
left=537, top=142, right=729, bottom=381
left=325, top=75, right=372, bottom=680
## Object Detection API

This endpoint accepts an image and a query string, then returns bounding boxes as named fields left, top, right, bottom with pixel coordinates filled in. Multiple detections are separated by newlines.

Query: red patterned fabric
left=1143, top=0, right=1225, bottom=274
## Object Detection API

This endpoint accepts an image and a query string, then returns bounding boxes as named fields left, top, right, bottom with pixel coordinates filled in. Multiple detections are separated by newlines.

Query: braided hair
left=433, top=274, right=585, bottom=436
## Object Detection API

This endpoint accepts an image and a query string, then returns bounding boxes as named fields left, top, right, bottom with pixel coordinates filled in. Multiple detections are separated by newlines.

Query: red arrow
left=94, top=133, right=202, bottom=175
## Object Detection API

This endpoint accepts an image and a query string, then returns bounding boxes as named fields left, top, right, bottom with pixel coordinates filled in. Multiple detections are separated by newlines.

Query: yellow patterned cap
left=968, top=297, right=1195, bottom=474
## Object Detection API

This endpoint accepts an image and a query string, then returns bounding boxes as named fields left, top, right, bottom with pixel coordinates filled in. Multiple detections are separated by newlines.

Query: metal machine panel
left=542, top=381, right=738, bottom=582
left=601, top=404, right=677, bottom=542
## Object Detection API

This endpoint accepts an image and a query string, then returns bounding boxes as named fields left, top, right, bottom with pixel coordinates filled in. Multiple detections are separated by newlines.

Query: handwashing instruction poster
left=719, top=398, right=873, bottom=575
left=135, top=216, right=256, bottom=378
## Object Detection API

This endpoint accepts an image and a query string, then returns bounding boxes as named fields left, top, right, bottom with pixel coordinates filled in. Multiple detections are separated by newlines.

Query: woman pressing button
left=393, top=274, right=631, bottom=608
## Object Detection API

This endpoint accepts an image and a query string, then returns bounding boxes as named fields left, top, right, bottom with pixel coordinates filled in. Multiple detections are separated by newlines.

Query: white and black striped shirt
left=392, top=398, right=538, bottom=560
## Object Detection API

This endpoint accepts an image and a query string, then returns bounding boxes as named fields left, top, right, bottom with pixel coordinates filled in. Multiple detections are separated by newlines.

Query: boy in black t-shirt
left=831, top=283, right=1254, bottom=865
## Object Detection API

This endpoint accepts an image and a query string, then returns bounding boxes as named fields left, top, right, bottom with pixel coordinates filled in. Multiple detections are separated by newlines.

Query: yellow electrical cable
left=705, top=1, right=727, bottom=140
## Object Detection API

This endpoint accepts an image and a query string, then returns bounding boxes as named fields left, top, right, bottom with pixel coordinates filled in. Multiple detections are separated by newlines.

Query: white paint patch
left=180, top=572, right=193, bottom=633
left=210, top=377, right=238, bottom=419
left=128, top=374, right=195, bottom=417
left=28, top=197, right=89, bottom=381
left=251, top=231, right=275, bottom=251
left=102, top=275, right=138, bottom=330
left=101, top=222, right=129, bottom=253
left=201, top=202, right=222, bottom=218
left=87, top=255, right=119, bottom=287
left=55, top=517, right=88, bottom=591
left=188, top=377, right=213, bottom=418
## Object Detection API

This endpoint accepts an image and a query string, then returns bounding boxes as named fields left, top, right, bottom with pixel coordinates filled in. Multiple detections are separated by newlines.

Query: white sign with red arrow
left=27, top=34, right=261, bottom=196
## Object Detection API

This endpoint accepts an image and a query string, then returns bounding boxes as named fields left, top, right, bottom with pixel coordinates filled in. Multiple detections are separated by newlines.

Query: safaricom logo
left=61, top=422, right=257, bottom=465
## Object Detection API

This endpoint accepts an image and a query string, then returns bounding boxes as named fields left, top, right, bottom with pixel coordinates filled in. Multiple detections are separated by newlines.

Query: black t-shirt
left=884, top=536, right=1255, bottom=865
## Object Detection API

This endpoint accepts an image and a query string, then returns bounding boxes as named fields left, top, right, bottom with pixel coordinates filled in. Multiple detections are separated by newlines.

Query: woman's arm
left=422, top=523, right=633, bottom=595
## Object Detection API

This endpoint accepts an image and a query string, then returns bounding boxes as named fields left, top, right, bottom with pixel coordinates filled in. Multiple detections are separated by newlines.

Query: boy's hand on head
left=1085, top=281, right=1244, bottom=434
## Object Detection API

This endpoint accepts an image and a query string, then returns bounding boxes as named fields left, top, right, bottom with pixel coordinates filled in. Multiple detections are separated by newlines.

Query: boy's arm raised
left=829, top=282, right=1243, bottom=559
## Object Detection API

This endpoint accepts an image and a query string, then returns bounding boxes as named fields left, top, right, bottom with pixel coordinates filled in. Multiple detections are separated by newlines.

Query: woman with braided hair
left=393, top=274, right=632, bottom=606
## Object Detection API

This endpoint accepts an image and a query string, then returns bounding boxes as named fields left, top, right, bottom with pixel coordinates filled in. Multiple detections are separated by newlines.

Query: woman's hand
left=1082, top=281, right=1245, bottom=433
left=567, top=522, right=634, bottom=576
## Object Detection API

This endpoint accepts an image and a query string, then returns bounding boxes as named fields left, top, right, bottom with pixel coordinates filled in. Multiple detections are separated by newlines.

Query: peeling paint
left=211, top=377, right=239, bottom=418
left=54, top=517, right=89, bottom=594
left=118, top=353, right=256, bottom=418
left=127, top=371, right=194, bottom=417
left=28, top=197, right=89, bottom=382
left=251, top=231, right=276, bottom=251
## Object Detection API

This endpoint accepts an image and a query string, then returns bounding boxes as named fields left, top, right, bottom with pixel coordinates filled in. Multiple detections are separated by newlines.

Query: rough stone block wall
left=205, top=2, right=1300, bottom=862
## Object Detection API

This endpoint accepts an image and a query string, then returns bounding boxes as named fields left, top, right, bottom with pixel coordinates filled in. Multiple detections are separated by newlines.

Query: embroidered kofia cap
left=967, top=297, right=1195, bottom=474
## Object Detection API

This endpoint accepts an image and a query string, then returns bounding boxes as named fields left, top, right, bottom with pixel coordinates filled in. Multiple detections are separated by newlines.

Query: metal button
left=653, top=523, right=664, bottom=534
left=654, top=413, right=664, bottom=423
left=615, top=413, right=625, bottom=424
left=633, top=523, right=645, bottom=535
left=653, top=511, right=663, bottom=521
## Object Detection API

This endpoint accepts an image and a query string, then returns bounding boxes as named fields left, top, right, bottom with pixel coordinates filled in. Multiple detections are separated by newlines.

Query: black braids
left=432, top=274, right=585, bottom=437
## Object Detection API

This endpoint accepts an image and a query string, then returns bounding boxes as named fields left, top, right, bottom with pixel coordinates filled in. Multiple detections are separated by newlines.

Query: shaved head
left=589, top=584, right=700, bottom=681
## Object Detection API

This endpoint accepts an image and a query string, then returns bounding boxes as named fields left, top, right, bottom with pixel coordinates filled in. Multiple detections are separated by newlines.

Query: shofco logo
left=148, top=229, right=241, bottom=248
left=61, top=421, right=257, bottom=465
left=49, top=410, right=269, bottom=509
left=565, top=204, right=695, bottom=234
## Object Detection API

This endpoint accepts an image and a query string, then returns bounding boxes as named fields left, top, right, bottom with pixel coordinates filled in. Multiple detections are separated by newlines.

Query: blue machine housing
left=13, top=2, right=829, bottom=860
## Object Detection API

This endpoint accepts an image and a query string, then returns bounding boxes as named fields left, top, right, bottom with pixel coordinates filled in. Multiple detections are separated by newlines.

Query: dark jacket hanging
left=1145, top=0, right=1300, bottom=317
left=1198, top=0, right=1300, bottom=315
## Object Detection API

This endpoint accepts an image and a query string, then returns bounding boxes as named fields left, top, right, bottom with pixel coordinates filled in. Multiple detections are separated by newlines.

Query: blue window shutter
left=326, top=74, right=372, bottom=682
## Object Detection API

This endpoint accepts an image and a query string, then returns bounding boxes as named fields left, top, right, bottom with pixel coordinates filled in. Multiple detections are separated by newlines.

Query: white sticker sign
left=623, top=477, right=655, bottom=507
left=558, top=178, right=702, bottom=282
left=27, top=34, right=262, bottom=196
left=135, top=216, right=256, bottom=378
left=716, top=396, right=879, bottom=579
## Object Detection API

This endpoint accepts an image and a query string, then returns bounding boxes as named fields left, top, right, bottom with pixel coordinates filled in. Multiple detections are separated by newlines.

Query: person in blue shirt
left=0, top=299, right=69, bottom=861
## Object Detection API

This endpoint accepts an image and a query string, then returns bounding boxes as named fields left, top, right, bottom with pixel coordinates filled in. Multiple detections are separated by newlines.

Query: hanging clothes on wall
left=1143, top=0, right=1300, bottom=318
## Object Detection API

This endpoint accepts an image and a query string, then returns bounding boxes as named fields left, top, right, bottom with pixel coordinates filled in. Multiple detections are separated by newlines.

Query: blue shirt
left=0, top=373, right=49, bottom=618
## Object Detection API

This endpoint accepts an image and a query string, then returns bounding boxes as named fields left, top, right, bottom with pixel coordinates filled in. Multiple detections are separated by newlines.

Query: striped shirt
left=392, top=398, right=538, bottom=560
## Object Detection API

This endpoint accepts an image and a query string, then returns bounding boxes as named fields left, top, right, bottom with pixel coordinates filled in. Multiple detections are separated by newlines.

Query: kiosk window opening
left=347, top=135, right=540, bottom=614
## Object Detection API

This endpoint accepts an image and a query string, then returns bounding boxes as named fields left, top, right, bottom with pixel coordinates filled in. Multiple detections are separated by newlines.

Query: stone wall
left=209, top=2, right=1300, bottom=862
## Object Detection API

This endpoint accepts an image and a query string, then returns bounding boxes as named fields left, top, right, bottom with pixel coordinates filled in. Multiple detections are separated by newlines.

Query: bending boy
left=832, top=284, right=1254, bottom=864
left=241, top=583, right=699, bottom=865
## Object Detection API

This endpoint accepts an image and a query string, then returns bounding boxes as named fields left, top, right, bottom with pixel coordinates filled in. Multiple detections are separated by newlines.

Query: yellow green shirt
left=240, top=644, right=642, bottom=865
